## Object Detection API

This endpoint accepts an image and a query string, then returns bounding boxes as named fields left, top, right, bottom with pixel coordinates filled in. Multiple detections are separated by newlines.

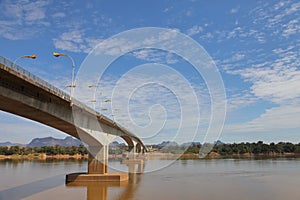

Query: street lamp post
left=53, top=52, right=75, bottom=100
left=12, top=54, right=37, bottom=69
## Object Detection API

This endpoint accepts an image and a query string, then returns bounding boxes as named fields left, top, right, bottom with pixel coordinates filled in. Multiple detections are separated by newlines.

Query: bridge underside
left=0, top=61, right=147, bottom=182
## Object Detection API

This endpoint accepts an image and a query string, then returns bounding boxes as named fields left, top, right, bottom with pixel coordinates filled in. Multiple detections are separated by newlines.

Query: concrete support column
left=88, top=145, right=108, bottom=174
left=128, top=141, right=137, bottom=159
left=142, top=146, right=146, bottom=154
left=67, top=143, right=128, bottom=182
left=137, top=161, right=144, bottom=174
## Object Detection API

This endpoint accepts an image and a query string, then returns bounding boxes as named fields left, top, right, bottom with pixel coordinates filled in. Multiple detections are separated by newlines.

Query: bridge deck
left=0, top=56, right=147, bottom=151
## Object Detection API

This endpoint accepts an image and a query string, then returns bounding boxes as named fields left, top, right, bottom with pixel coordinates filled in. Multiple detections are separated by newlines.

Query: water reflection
left=2, top=158, right=300, bottom=200
left=0, top=159, right=86, bottom=200
left=0, top=174, right=64, bottom=200
left=66, top=160, right=145, bottom=200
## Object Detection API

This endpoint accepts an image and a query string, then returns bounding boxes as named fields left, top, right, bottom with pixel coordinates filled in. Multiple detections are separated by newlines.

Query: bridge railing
left=0, top=56, right=148, bottom=151
left=0, top=56, right=71, bottom=100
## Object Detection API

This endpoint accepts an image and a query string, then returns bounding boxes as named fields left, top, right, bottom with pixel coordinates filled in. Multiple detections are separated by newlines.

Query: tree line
left=1, top=141, right=300, bottom=156
left=184, top=141, right=300, bottom=155
left=0, top=145, right=87, bottom=156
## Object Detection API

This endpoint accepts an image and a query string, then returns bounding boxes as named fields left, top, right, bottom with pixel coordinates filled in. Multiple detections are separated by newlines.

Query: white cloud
left=131, top=49, right=179, bottom=64
left=53, top=38, right=81, bottom=53
left=203, top=26, right=266, bottom=44
left=223, top=53, right=245, bottom=63
left=60, top=30, right=83, bottom=43
left=53, top=30, right=103, bottom=53
left=91, top=28, right=183, bottom=57
left=0, top=0, right=50, bottom=40
left=132, top=49, right=163, bottom=62
left=230, top=6, right=240, bottom=14
left=200, top=1, right=299, bottom=142
left=272, top=45, right=295, bottom=54
left=85, top=38, right=104, bottom=49
left=229, top=47, right=300, bottom=104
left=227, top=92, right=258, bottom=112
left=274, top=1, right=288, bottom=10
left=284, top=2, right=300, bottom=15
left=200, top=32, right=214, bottom=40
left=251, top=1, right=300, bottom=38
left=220, top=51, right=300, bottom=140
left=224, top=42, right=299, bottom=105
left=225, top=27, right=266, bottom=43
left=231, top=67, right=300, bottom=104
left=282, top=19, right=300, bottom=37
left=207, top=1, right=298, bottom=45
left=52, top=12, right=66, bottom=18
left=187, top=25, right=203, bottom=36
left=224, top=104, right=300, bottom=133
left=215, top=51, right=247, bottom=72
left=23, top=1, right=47, bottom=23
left=163, top=6, right=173, bottom=13
left=73, top=64, right=213, bottom=144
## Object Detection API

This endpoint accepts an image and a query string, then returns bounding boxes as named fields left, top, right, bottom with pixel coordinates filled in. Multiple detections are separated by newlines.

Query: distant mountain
left=0, top=141, right=25, bottom=147
left=157, top=141, right=179, bottom=147
left=1, top=136, right=216, bottom=148
left=27, top=136, right=83, bottom=147
left=214, top=140, right=224, bottom=145
left=181, top=142, right=201, bottom=147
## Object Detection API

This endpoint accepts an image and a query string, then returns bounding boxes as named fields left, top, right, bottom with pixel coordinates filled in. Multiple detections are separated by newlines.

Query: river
left=0, top=158, right=299, bottom=200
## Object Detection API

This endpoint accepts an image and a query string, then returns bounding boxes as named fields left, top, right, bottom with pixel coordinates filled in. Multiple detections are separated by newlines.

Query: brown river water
left=0, top=158, right=299, bottom=200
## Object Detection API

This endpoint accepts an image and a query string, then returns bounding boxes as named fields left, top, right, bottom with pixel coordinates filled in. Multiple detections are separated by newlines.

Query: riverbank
left=195, top=151, right=300, bottom=159
left=1, top=152, right=300, bottom=161
left=147, top=152, right=300, bottom=159
left=0, top=153, right=88, bottom=160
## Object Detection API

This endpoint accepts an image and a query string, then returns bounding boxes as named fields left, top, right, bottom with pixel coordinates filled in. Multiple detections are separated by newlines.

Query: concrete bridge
left=0, top=55, right=147, bottom=182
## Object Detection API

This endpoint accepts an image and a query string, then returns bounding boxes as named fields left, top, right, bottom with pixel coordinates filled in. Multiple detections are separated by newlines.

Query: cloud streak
left=0, top=0, right=50, bottom=40
left=79, top=68, right=211, bottom=144
left=224, top=104, right=300, bottom=134
left=53, top=30, right=103, bottom=53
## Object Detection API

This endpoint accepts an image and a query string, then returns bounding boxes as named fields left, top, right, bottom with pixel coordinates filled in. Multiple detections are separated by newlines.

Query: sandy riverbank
left=0, top=153, right=88, bottom=160
left=1, top=152, right=300, bottom=161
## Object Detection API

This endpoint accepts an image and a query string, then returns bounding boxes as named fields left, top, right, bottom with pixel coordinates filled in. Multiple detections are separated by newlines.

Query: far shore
left=0, top=153, right=88, bottom=160
left=144, top=152, right=300, bottom=160
left=1, top=152, right=300, bottom=161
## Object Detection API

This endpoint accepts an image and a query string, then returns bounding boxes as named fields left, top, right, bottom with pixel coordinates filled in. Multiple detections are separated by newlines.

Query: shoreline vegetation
left=1, top=152, right=300, bottom=161
left=1, top=141, right=300, bottom=160
left=0, top=153, right=88, bottom=160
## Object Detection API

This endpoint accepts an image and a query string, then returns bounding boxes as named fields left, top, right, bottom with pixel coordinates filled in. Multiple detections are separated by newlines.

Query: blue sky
left=0, top=0, right=299, bottom=144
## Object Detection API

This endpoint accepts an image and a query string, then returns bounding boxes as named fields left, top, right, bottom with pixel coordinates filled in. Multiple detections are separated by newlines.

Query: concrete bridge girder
left=71, top=104, right=146, bottom=150
left=0, top=61, right=148, bottom=180
left=0, top=82, right=145, bottom=152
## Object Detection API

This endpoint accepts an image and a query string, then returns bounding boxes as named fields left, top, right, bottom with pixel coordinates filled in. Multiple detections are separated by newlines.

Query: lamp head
left=22, top=54, right=37, bottom=59
left=53, top=52, right=65, bottom=57
left=30, top=54, right=37, bottom=59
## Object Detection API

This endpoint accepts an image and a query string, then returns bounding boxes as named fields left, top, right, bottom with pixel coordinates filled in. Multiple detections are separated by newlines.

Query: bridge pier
left=122, top=142, right=146, bottom=167
left=88, top=145, right=108, bottom=174
left=0, top=56, right=147, bottom=183
left=66, top=145, right=128, bottom=182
